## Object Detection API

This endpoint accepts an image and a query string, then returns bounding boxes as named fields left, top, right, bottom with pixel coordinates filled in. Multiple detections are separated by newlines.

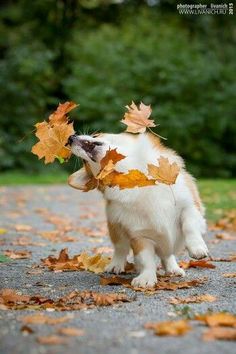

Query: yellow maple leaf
left=121, top=101, right=156, bottom=133
left=145, top=320, right=191, bottom=336
left=31, top=102, right=77, bottom=164
left=102, top=169, right=156, bottom=189
left=148, top=157, right=180, bottom=185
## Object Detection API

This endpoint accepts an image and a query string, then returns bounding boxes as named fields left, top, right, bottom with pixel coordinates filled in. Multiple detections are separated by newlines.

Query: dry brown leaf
left=21, top=325, right=34, bottom=335
left=222, top=273, right=236, bottom=278
left=179, top=259, right=216, bottom=269
left=211, top=209, right=236, bottom=232
left=121, top=101, right=156, bottom=133
left=15, top=224, right=32, bottom=232
left=169, top=294, right=217, bottom=305
left=3, top=250, right=31, bottom=259
left=37, top=335, right=68, bottom=345
left=215, top=232, right=236, bottom=240
left=0, top=288, right=131, bottom=311
left=57, top=327, right=85, bottom=337
left=42, top=248, right=110, bottom=273
left=145, top=320, right=191, bottom=336
left=100, top=275, right=206, bottom=292
left=100, top=148, right=126, bottom=171
left=32, top=101, right=77, bottom=164
left=203, top=327, right=236, bottom=341
left=196, top=312, right=236, bottom=327
left=20, top=313, right=73, bottom=325
left=148, top=157, right=180, bottom=185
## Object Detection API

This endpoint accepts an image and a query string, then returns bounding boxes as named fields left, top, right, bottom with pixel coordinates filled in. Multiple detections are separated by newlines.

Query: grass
left=0, top=171, right=235, bottom=221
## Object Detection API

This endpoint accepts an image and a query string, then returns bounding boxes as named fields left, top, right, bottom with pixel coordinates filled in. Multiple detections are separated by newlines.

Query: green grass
left=0, top=172, right=235, bottom=221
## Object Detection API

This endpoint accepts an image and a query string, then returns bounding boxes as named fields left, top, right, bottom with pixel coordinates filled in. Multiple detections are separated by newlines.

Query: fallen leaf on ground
left=203, top=327, right=236, bottom=341
left=57, top=327, right=85, bottom=336
left=0, top=228, right=7, bottom=235
left=210, top=209, right=236, bottom=232
left=21, top=325, right=34, bottom=335
left=148, top=157, right=180, bottom=185
left=195, top=312, right=236, bottom=327
left=11, top=237, right=46, bottom=247
left=215, top=232, right=236, bottom=240
left=42, top=248, right=110, bottom=273
left=32, top=102, right=77, bottom=164
left=179, top=259, right=216, bottom=269
left=37, top=335, right=68, bottom=345
left=92, top=246, right=113, bottom=254
left=145, top=320, right=191, bottom=336
left=222, top=273, right=236, bottom=278
left=169, top=294, right=217, bottom=305
left=121, top=101, right=156, bottom=133
left=3, top=250, right=31, bottom=259
left=100, top=275, right=206, bottom=293
left=20, top=313, right=73, bottom=325
left=0, top=288, right=130, bottom=311
left=15, top=224, right=32, bottom=232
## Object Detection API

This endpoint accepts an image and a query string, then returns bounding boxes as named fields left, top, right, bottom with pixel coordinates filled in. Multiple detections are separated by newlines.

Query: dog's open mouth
left=67, top=134, right=103, bottom=162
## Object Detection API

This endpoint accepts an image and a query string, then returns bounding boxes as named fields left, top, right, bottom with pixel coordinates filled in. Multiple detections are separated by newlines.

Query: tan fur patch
left=107, top=222, right=124, bottom=244
left=184, top=172, right=204, bottom=214
left=130, top=238, right=146, bottom=255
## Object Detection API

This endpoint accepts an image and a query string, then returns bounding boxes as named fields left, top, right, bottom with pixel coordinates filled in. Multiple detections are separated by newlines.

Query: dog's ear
left=68, top=163, right=93, bottom=191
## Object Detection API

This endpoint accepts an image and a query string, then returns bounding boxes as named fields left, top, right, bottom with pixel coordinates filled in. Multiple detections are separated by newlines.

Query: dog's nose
left=67, top=134, right=77, bottom=146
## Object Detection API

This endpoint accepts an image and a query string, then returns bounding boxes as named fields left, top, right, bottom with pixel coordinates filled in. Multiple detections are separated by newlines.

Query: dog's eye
left=93, top=142, right=103, bottom=146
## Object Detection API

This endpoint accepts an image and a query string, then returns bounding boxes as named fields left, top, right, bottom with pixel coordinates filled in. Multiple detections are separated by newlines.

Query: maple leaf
left=223, top=273, right=236, bottom=278
left=57, top=327, right=85, bottom=337
left=148, top=157, right=180, bottom=185
left=195, top=312, right=236, bottom=327
left=121, top=101, right=156, bottom=133
left=145, top=320, right=191, bottom=336
left=15, top=224, right=32, bottom=232
left=20, top=313, right=72, bottom=325
left=3, top=250, right=31, bottom=259
left=37, top=335, right=68, bottom=345
left=31, top=101, right=77, bottom=164
left=169, top=294, right=217, bottom=305
left=179, top=259, right=216, bottom=269
left=203, top=327, right=236, bottom=341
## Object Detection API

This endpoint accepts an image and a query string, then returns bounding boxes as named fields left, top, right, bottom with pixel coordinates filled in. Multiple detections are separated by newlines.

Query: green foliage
left=0, top=1, right=235, bottom=176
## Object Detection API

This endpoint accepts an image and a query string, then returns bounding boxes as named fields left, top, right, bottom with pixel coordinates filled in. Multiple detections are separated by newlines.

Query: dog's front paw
left=188, top=245, right=209, bottom=260
left=165, top=266, right=186, bottom=277
left=105, top=260, right=125, bottom=274
left=131, top=271, right=157, bottom=288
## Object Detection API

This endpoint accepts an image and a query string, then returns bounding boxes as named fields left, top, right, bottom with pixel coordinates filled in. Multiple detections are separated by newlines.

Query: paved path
left=0, top=186, right=235, bottom=354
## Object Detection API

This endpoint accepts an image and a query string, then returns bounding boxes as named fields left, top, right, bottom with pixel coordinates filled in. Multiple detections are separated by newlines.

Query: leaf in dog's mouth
left=31, top=102, right=78, bottom=164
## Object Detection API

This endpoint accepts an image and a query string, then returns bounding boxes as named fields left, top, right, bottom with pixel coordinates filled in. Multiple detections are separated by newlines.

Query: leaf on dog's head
left=121, top=101, right=156, bottom=133
left=148, top=157, right=180, bottom=185
left=32, top=102, right=77, bottom=164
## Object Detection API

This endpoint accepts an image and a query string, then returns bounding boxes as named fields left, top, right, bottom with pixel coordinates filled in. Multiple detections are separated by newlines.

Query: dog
left=68, top=132, right=209, bottom=287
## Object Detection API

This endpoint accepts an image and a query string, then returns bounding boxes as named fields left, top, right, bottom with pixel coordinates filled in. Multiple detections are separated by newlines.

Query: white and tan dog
left=68, top=132, right=209, bottom=287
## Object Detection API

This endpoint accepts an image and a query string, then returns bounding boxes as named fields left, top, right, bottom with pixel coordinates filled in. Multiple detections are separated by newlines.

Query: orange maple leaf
left=121, top=101, right=156, bottom=133
left=31, top=102, right=77, bottom=164
left=148, top=157, right=180, bottom=185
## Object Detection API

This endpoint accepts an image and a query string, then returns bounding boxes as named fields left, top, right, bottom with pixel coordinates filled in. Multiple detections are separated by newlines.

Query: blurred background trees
left=0, top=0, right=235, bottom=177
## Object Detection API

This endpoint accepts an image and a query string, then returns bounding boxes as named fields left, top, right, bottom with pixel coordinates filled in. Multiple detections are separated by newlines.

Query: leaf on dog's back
left=121, top=101, right=156, bottom=133
left=103, top=169, right=156, bottom=189
left=100, top=148, right=126, bottom=171
left=148, top=157, right=180, bottom=185
left=32, top=101, right=77, bottom=164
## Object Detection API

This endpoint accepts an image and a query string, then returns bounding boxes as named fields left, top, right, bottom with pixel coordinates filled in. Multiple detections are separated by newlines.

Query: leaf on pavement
left=15, top=224, right=33, bottom=232
left=41, top=248, right=110, bottom=273
left=215, top=232, right=236, bottom=240
left=179, top=259, right=216, bottom=269
left=32, top=102, right=77, bottom=164
left=0, top=228, right=7, bottom=235
left=3, top=250, right=31, bottom=259
left=145, top=320, right=191, bottom=336
left=121, top=101, right=156, bottom=133
left=37, top=335, right=68, bottom=345
left=203, top=327, right=236, bottom=341
left=57, top=327, right=85, bottom=336
left=169, top=294, right=217, bottom=305
left=195, top=312, right=236, bottom=327
left=20, top=313, right=73, bottom=325
left=222, top=273, right=236, bottom=278
left=148, top=157, right=180, bottom=185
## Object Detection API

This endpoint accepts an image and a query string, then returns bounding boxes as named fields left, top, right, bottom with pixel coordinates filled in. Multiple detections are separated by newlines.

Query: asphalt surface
left=0, top=185, right=235, bottom=354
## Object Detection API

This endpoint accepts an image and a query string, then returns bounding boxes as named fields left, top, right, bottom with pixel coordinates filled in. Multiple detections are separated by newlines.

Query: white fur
left=71, top=133, right=209, bottom=287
